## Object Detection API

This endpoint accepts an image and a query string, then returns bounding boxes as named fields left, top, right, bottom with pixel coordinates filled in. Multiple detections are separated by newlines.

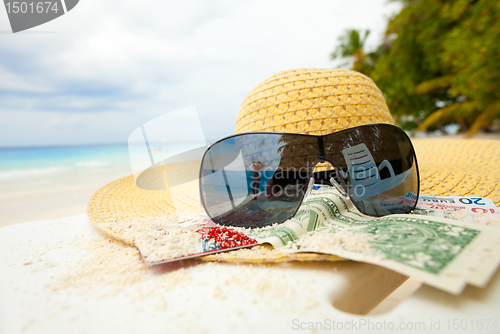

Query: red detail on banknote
left=197, top=227, right=258, bottom=248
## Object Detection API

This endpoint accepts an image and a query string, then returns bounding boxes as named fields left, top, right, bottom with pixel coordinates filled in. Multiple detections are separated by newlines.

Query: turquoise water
left=0, top=145, right=130, bottom=180
left=0, top=142, right=209, bottom=181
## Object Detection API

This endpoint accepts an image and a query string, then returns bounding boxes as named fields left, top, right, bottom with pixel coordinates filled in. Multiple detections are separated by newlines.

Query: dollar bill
left=252, top=186, right=500, bottom=294
left=135, top=186, right=500, bottom=295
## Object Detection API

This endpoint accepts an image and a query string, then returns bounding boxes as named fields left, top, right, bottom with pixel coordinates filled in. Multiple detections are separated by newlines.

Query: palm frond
left=466, top=100, right=500, bottom=137
left=415, top=75, right=454, bottom=94
left=417, top=103, right=461, bottom=131
left=418, top=101, right=482, bottom=131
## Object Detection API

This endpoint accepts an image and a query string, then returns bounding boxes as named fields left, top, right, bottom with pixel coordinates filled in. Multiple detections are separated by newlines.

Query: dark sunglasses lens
left=200, top=133, right=317, bottom=228
left=324, top=125, right=419, bottom=216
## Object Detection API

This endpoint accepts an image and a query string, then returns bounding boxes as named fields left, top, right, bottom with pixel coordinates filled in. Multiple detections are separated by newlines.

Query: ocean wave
left=0, top=166, right=69, bottom=180
left=75, top=160, right=109, bottom=168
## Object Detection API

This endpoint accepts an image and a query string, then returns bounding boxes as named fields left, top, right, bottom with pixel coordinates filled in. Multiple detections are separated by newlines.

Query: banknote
left=135, top=186, right=500, bottom=294
left=410, top=194, right=500, bottom=226
left=259, top=186, right=500, bottom=294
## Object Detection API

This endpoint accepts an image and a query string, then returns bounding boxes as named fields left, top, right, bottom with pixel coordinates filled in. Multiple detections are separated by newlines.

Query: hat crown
left=235, top=68, right=393, bottom=134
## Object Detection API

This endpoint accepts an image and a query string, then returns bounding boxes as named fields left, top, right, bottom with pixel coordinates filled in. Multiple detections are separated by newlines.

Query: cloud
left=0, top=0, right=401, bottom=147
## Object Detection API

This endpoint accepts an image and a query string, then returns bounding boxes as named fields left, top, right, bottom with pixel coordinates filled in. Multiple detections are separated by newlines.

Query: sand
left=0, top=163, right=132, bottom=227
left=411, top=131, right=500, bottom=141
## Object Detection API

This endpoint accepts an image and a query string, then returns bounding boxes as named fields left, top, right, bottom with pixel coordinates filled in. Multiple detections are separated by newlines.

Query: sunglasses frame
left=199, top=123, right=420, bottom=226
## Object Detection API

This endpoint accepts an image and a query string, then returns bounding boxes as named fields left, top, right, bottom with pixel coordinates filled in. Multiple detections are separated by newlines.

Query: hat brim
left=87, top=138, right=500, bottom=263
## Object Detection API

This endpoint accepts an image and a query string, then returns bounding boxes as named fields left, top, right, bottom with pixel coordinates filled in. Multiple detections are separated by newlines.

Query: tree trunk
left=458, top=119, right=469, bottom=132
left=435, top=122, right=446, bottom=134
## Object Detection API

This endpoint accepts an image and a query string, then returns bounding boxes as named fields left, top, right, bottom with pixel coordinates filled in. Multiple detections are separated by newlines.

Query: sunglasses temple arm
left=330, top=177, right=348, bottom=198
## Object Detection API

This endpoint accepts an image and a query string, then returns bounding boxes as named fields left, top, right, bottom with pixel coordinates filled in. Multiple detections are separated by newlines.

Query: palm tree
left=331, top=29, right=375, bottom=75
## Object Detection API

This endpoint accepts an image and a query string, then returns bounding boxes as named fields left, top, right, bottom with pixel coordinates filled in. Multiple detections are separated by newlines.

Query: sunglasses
left=199, top=123, right=419, bottom=228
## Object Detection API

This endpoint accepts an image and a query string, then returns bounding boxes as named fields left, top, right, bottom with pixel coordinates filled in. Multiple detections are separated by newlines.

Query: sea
left=0, top=142, right=216, bottom=225
left=0, top=141, right=211, bottom=180
left=0, top=144, right=137, bottom=225
left=0, top=145, right=131, bottom=181
left=0, top=143, right=269, bottom=225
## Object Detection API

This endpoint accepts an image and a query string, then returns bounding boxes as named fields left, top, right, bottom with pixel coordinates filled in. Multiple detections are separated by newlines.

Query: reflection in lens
left=200, top=133, right=317, bottom=228
left=200, top=124, right=419, bottom=226
left=323, top=124, right=418, bottom=216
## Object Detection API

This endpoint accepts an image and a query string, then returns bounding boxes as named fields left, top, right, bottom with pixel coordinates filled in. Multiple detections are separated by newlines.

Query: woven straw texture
left=414, top=139, right=500, bottom=204
left=236, top=68, right=394, bottom=173
left=88, top=68, right=500, bottom=264
left=87, top=166, right=205, bottom=245
left=87, top=176, right=344, bottom=263
left=235, top=68, right=500, bottom=205
left=235, top=68, right=393, bottom=134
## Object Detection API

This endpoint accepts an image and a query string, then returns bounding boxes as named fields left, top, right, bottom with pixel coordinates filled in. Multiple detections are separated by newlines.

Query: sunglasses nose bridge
left=317, top=136, right=326, bottom=162
left=311, top=157, right=349, bottom=192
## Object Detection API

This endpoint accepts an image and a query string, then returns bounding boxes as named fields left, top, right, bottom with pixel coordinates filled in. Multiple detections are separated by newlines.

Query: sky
left=0, top=0, right=401, bottom=147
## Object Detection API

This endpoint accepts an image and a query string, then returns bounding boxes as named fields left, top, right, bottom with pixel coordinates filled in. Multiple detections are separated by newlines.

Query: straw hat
left=88, top=68, right=500, bottom=263
left=234, top=68, right=500, bottom=204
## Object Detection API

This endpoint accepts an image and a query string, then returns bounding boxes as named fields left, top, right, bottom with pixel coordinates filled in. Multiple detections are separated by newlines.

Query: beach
left=1, top=132, right=499, bottom=228
left=412, top=131, right=500, bottom=141
left=0, top=145, right=132, bottom=227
